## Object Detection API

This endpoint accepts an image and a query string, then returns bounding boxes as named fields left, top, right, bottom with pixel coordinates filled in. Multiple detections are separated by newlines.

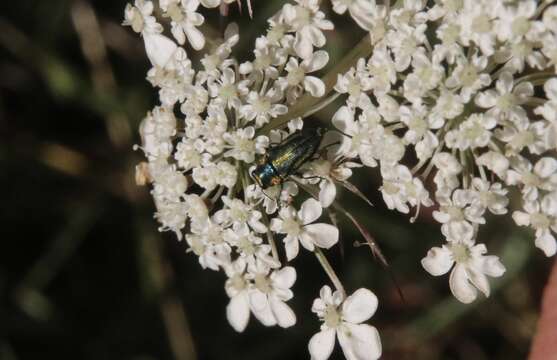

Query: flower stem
left=314, top=247, right=346, bottom=298
left=515, top=70, right=554, bottom=85
left=301, top=92, right=341, bottom=119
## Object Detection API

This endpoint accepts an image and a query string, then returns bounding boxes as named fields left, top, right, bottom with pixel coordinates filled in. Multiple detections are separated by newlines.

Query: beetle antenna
left=329, top=128, right=353, bottom=138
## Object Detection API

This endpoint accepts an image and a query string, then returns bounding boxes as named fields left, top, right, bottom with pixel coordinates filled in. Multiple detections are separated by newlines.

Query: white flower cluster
left=327, top=0, right=557, bottom=305
left=126, top=0, right=557, bottom=357
left=126, top=1, right=381, bottom=359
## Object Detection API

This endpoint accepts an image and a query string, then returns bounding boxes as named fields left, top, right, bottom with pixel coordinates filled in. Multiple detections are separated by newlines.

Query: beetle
left=251, top=127, right=326, bottom=189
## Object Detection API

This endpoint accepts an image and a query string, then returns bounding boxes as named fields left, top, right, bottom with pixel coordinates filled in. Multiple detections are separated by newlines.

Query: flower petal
left=332, top=106, right=355, bottom=133
left=304, top=223, right=339, bottom=249
left=421, top=246, right=454, bottom=276
left=535, top=232, right=557, bottom=257
left=285, top=236, right=301, bottom=261
left=270, top=296, right=296, bottom=328
left=482, top=255, right=506, bottom=277
left=272, top=266, right=297, bottom=289
left=248, top=290, right=277, bottom=326
left=338, top=323, right=382, bottom=360
left=295, top=33, right=313, bottom=59
left=227, top=293, right=250, bottom=332
left=143, top=32, right=177, bottom=68
left=534, top=157, right=557, bottom=178
left=319, top=180, right=337, bottom=208
left=466, top=267, right=490, bottom=298
left=341, top=288, right=378, bottom=324
left=308, top=329, right=336, bottom=360
left=200, top=0, right=220, bottom=7
left=304, top=50, right=329, bottom=72
left=449, top=264, right=477, bottom=304
left=304, top=76, right=326, bottom=97
left=300, top=198, right=323, bottom=224
left=185, top=25, right=205, bottom=50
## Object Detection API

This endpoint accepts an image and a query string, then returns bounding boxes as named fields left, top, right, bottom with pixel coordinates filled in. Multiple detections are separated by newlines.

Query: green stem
left=301, top=92, right=342, bottom=119
left=314, top=247, right=346, bottom=298
left=515, top=70, right=555, bottom=85
left=261, top=211, right=280, bottom=263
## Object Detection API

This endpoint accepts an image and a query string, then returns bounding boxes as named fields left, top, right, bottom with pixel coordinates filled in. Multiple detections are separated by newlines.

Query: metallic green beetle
left=251, top=127, right=325, bottom=189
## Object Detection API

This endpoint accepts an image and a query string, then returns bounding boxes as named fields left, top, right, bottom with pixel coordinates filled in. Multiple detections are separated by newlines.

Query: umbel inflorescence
left=125, top=0, right=557, bottom=358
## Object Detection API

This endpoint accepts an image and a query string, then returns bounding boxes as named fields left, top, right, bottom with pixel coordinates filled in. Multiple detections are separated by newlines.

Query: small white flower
left=143, top=32, right=178, bottom=69
left=380, top=163, right=433, bottom=215
left=476, top=151, right=510, bottom=179
left=475, top=72, right=533, bottom=121
left=223, top=224, right=278, bottom=267
left=496, top=118, right=549, bottom=156
left=457, top=0, right=499, bottom=55
left=543, top=5, right=557, bottom=34
left=192, top=164, right=219, bottom=190
left=534, top=77, right=557, bottom=125
left=506, top=156, right=557, bottom=201
left=468, top=178, right=509, bottom=216
left=216, top=161, right=238, bottom=189
left=224, top=259, right=252, bottom=332
left=247, top=264, right=297, bottom=328
left=240, top=89, right=288, bottom=127
left=494, top=0, right=539, bottom=43
left=223, top=127, right=269, bottom=163
left=214, top=197, right=267, bottom=233
left=399, top=104, right=442, bottom=161
left=433, top=152, right=462, bottom=199
left=278, top=51, right=329, bottom=103
left=174, top=137, right=205, bottom=171
left=386, top=24, right=427, bottom=72
left=305, top=157, right=361, bottom=208
left=163, top=0, right=206, bottom=50
left=186, top=218, right=231, bottom=270
left=445, top=113, right=496, bottom=151
left=154, top=198, right=188, bottom=239
left=331, top=0, right=376, bottom=30
left=445, top=52, right=491, bottom=102
left=541, top=32, right=557, bottom=71
left=208, top=67, right=248, bottom=109
left=422, top=238, right=506, bottom=304
left=245, top=182, right=299, bottom=215
left=433, top=22, right=465, bottom=64
left=513, top=195, right=557, bottom=257
left=139, top=107, right=176, bottom=158
left=184, top=194, right=209, bottom=223
left=427, top=0, right=463, bottom=21
left=270, top=198, right=339, bottom=260
left=403, top=49, right=445, bottom=104
left=309, top=286, right=381, bottom=360
left=123, top=0, right=161, bottom=34
left=366, top=45, right=397, bottom=94
left=201, top=24, right=240, bottom=77
left=334, top=58, right=372, bottom=108
left=429, top=88, right=464, bottom=122
left=240, top=37, right=284, bottom=79
left=497, top=39, right=547, bottom=74
left=281, top=0, right=334, bottom=59
left=433, top=189, right=479, bottom=240
left=333, top=106, right=371, bottom=162
left=151, top=165, right=188, bottom=202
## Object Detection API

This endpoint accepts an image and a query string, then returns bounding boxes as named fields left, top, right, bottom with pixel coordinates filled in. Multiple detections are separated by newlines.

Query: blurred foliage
left=0, top=1, right=553, bottom=359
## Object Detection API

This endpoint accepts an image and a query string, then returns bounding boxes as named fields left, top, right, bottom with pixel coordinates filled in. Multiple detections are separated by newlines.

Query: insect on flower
left=251, top=127, right=326, bottom=189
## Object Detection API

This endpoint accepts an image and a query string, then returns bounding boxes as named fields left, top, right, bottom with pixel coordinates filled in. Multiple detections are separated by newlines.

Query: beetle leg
left=299, top=175, right=327, bottom=182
